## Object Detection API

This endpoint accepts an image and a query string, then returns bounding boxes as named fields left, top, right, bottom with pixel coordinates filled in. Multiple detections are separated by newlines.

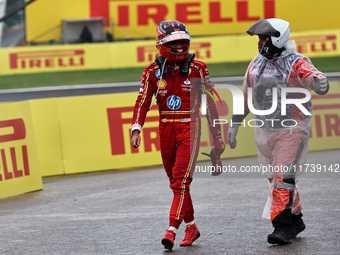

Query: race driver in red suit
left=130, top=20, right=225, bottom=251
left=227, top=18, right=329, bottom=245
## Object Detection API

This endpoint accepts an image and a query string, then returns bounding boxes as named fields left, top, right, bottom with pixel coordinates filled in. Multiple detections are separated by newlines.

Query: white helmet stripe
left=158, top=33, right=192, bottom=45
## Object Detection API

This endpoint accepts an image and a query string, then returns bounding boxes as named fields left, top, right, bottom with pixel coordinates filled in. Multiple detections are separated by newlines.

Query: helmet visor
left=247, top=19, right=280, bottom=37
left=158, top=32, right=192, bottom=45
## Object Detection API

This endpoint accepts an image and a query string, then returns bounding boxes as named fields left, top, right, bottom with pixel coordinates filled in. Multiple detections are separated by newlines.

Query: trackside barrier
left=1, top=82, right=339, bottom=192
left=26, top=0, right=340, bottom=41
left=1, top=29, right=340, bottom=75
left=0, top=101, right=43, bottom=199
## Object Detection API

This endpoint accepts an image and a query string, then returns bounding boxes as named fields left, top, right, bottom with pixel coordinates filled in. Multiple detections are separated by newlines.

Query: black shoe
left=291, top=217, right=306, bottom=238
left=268, top=226, right=292, bottom=245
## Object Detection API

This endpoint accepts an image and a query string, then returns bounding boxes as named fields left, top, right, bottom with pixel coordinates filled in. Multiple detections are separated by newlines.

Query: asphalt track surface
left=0, top=75, right=339, bottom=254
left=0, top=76, right=245, bottom=102
left=0, top=149, right=339, bottom=255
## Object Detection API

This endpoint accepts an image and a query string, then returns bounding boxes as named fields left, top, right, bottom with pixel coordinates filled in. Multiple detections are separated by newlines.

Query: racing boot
left=267, top=226, right=292, bottom=245
left=179, top=223, right=200, bottom=246
left=291, top=213, right=306, bottom=238
left=161, top=229, right=176, bottom=251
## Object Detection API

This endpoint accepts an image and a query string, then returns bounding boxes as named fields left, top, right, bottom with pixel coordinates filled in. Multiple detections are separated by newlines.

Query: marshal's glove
left=202, top=137, right=225, bottom=176
left=313, top=74, right=329, bottom=95
left=227, top=125, right=239, bottom=149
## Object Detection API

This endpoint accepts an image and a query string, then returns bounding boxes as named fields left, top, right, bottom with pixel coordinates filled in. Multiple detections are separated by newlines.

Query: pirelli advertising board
left=0, top=29, right=339, bottom=75
left=0, top=101, right=43, bottom=199
left=26, top=0, right=340, bottom=41
left=1, top=82, right=339, bottom=179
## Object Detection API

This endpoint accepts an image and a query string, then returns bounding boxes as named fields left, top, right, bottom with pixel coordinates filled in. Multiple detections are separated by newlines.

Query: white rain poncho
left=242, top=41, right=325, bottom=219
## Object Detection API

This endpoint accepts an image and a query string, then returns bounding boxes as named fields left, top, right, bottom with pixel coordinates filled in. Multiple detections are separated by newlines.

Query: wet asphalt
left=0, top=149, right=339, bottom=255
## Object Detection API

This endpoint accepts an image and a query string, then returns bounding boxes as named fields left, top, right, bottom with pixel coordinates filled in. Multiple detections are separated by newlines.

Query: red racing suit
left=242, top=42, right=327, bottom=224
left=131, top=56, right=222, bottom=228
